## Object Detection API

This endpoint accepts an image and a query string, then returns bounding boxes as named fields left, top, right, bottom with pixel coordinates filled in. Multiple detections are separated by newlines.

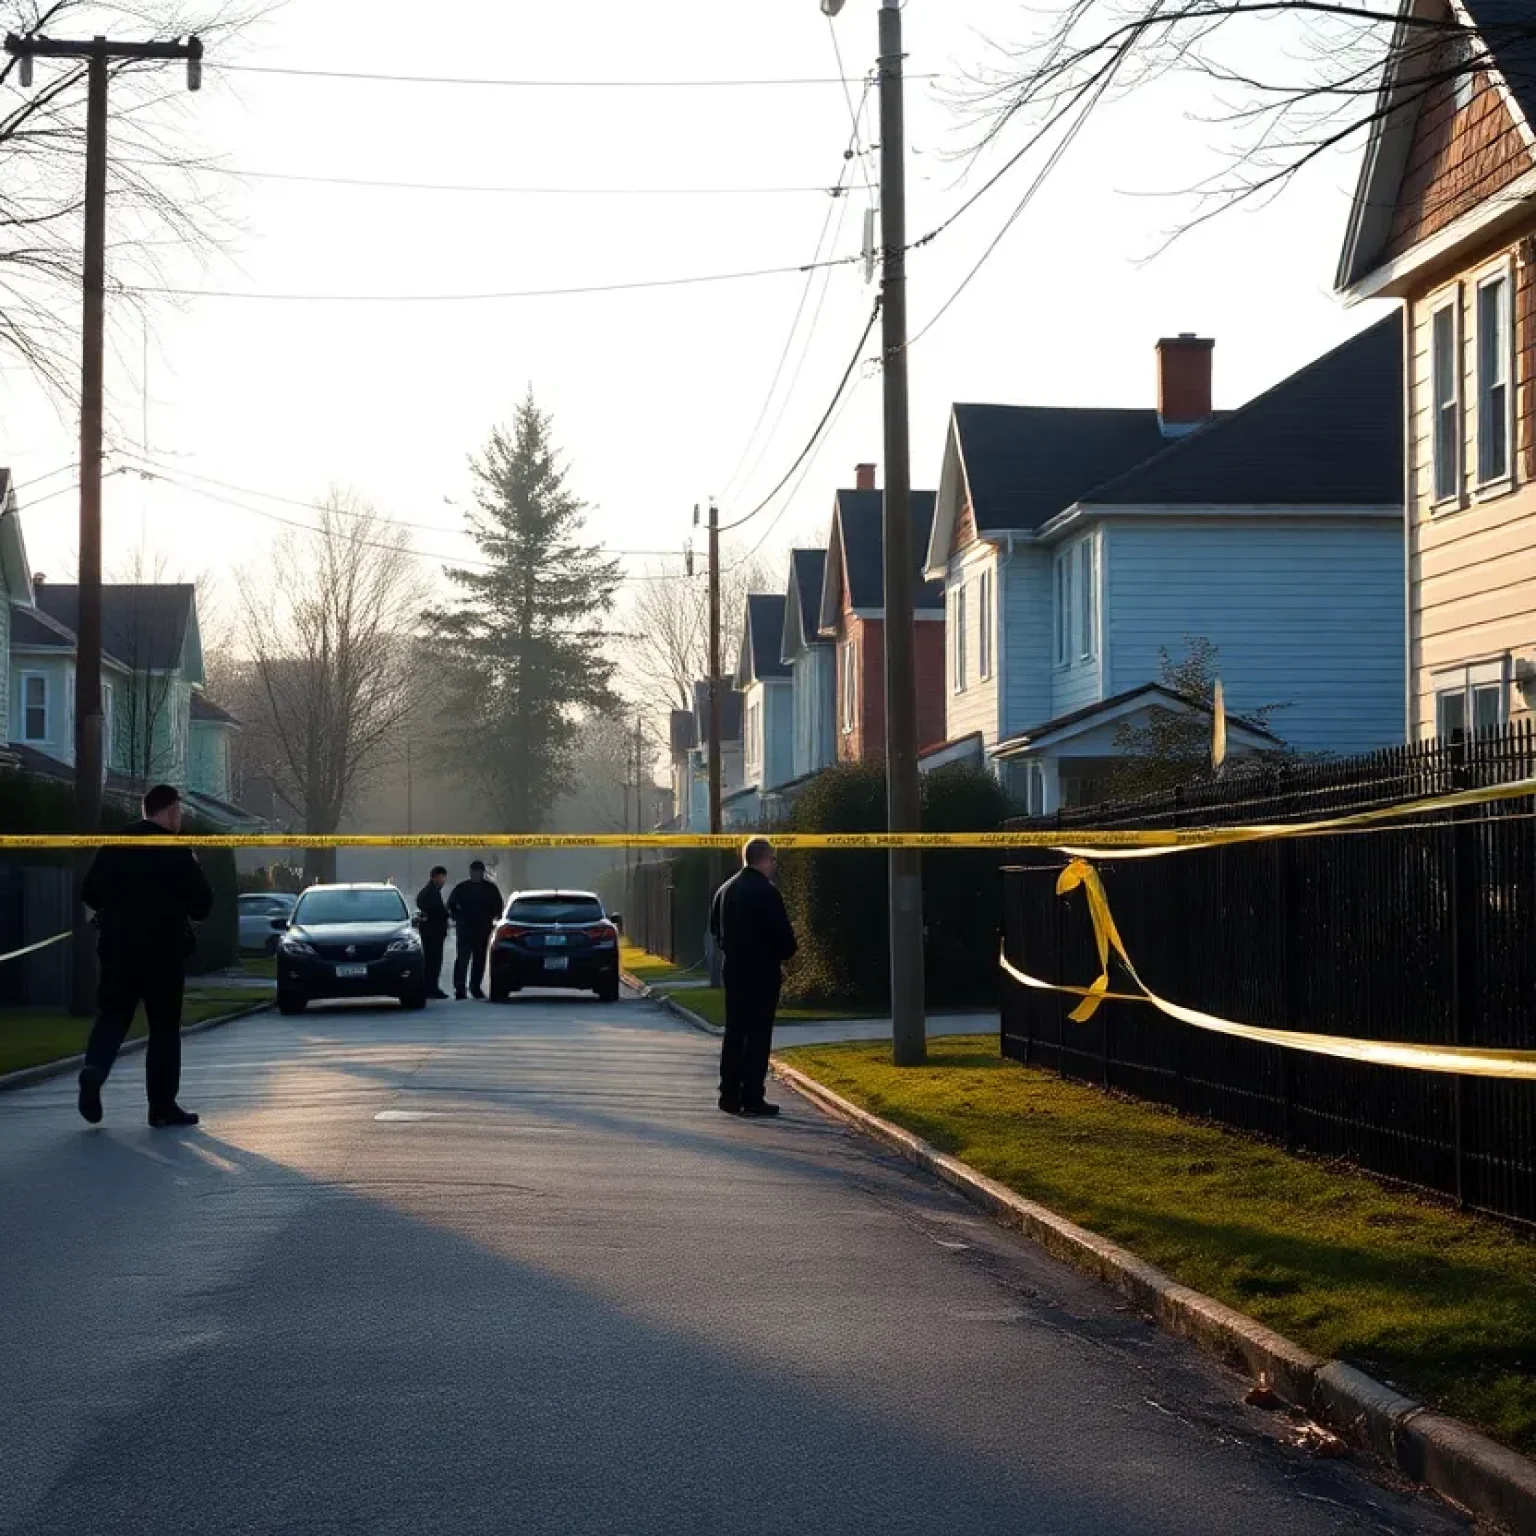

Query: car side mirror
left=610, top=913, right=623, bottom=932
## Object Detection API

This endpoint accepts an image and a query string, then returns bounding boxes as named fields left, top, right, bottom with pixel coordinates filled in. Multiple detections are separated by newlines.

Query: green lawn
left=777, top=1033, right=1536, bottom=1456
left=240, top=953, right=278, bottom=980
left=656, top=987, right=868, bottom=1029
left=0, top=988, right=263, bottom=1078
left=620, top=942, right=697, bottom=986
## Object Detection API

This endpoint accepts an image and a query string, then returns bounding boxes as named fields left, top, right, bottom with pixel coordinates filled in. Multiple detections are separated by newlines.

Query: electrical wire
left=211, top=62, right=937, bottom=89
left=190, top=166, right=841, bottom=198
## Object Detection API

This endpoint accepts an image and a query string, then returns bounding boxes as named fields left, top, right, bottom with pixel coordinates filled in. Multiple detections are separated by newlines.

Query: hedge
left=778, top=762, right=1011, bottom=1010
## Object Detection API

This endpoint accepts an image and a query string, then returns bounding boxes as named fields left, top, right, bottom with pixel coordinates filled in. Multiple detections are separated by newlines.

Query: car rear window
left=295, top=889, right=409, bottom=926
left=508, top=898, right=605, bottom=926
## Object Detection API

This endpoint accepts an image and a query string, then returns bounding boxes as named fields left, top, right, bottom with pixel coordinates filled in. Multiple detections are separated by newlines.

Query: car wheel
left=597, top=979, right=620, bottom=1004
left=277, top=991, right=307, bottom=1016
left=488, top=983, right=511, bottom=1004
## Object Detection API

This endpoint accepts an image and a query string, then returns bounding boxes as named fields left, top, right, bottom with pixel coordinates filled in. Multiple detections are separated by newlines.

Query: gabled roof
left=737, top=592, right=789, bottom=687
left=1074, top=314, right=1404, bottom=511
left=191, top=693, right=240, bottom=726
left=34, top=583, right=197, bottom=675
left=692, top=680, right=743, bottom=744
left=10, top=606, right=73, bottom=649
left=670, top=708, right=697, bottom=755
left=781, top=548, right=828, bottom=664
left=0, top=471, right=32, bottom=605
left=1336, top=0, right=1536, bottom=297
left=820, top=488, right=941, bottom=632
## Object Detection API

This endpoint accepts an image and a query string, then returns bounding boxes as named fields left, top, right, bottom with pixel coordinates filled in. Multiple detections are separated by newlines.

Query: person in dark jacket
left=709, top=837, right=798, bottom=1116
left=416, top=866, right=450, bottom=999
left=77, top=784, right=214, bottom=1128
left=448, top=860, right=504, bottom=1000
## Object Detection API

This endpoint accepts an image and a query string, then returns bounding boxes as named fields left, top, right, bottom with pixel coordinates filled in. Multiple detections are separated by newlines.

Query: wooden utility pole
left=707, top=498, right=724, bottom=986
left=4, top=31, right=204, bottom=1014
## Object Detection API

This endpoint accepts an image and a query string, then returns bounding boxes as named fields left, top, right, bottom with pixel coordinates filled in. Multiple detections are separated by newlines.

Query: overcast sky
left=0, top=0, right=1393, bottom=636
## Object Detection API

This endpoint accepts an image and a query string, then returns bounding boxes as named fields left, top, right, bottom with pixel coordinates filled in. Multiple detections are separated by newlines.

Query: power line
left=189, top=165, right=842, bottom=198
left=122, top=253, right=862, bottom=304
left=212, top=62, right=937, bottom=89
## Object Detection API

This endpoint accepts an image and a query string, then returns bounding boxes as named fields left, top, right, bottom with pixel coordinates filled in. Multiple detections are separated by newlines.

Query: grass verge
left=239, top=953, right=278, bottom=980
left=0, top=987, right=262, bottom=1078
left=657, top=987, right=869, bottom=1030
left=777, top=1033, right=1536, bottom=1456
left=620, top=942, right=698, bottom=987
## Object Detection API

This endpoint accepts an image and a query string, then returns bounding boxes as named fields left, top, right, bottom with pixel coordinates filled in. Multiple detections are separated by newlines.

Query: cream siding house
left=1337, top=0, right=1536, bottom=738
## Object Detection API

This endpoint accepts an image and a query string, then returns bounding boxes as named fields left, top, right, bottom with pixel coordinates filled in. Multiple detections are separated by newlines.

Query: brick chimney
left=1156, top=334, right=1214, bottom=437
left=855, top=462, right=877, bottom=491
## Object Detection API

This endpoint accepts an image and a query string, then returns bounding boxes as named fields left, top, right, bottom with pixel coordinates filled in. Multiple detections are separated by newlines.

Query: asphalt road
left=1, top=991, right=1468, bottom=1536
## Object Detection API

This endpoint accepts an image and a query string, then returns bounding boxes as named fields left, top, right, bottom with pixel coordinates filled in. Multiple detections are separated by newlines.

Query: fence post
left=1053, top=810, right=1065, bottom=1076
left=1447, top=731, right=1475, bottom=1209
left=1171, top=786, right=1186, bottom=1111
left=1277, top=836, right=1297, bottom=1151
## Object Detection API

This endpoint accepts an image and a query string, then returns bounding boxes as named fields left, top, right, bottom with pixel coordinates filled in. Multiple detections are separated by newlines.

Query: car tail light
left=497, top=923, right=531, bottom=941
left=583, top=924, right=614, bottom=940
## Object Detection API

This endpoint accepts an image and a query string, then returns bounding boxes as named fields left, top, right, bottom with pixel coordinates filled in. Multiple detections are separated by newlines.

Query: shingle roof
left=191, top=694, right=239, bottom=726
left=744, top=593, right=789, bottom=682
left=789, top=548, right=826, bottom=646
left=994, top=683, right=1281, bottom=755
left=1466, top=2, right=1536, bottom=134
left=1081, top=314, right=1403, bottom=509
left=10, top=606, right=73, bottom=648
left=692, top=680, right=743, bottom=743
left=953, top=405, right=1171, bottom=532
left=34, top=583, right=194, bottom=672
left=837, top=489, right=943, bottom=611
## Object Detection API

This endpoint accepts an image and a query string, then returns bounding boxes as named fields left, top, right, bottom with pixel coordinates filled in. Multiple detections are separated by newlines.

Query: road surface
left=0, top=991, right=1466, bottom=1535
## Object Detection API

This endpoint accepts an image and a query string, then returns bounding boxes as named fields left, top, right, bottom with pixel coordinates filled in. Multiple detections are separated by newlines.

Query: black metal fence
left=1001, top=723, right=1536, bottom=1225
left=623, top=856, right=711, bottom=970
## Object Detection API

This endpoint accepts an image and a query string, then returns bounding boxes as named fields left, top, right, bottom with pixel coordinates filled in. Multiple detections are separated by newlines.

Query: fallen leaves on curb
left=1243, top=1376, right=1284, bottom=1411
left=1289, top=1421, right=1349, bottom=1458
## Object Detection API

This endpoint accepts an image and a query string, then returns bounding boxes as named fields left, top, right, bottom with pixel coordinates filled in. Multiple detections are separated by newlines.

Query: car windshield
left=508, top=898, right=605, bottom=926
left=294, top=889, right=409, bottom=926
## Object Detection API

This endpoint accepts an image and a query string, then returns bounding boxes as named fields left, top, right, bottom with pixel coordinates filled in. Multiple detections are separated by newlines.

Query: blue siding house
left=735, top=592, right=794, bottom=799
left=925, top=318, right=1407, bottom=811
left=780, top=548, right=836, bottom=783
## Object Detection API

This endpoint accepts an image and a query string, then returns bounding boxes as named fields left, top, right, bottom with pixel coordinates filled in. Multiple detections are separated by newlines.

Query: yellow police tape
left=1, top=775, right=1531, bottom=850
left=1000, top=858, right=1536, bottom=1081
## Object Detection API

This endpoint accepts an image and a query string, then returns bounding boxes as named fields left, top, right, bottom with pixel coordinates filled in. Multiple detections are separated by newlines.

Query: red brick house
left=817, top=470, right=946, bottom=761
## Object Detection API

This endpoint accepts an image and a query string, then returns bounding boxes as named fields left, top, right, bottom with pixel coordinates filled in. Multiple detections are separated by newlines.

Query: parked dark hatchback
left=488, top=891, right=621, bottom=1003
left=275, top=883, right=426, bottom=1015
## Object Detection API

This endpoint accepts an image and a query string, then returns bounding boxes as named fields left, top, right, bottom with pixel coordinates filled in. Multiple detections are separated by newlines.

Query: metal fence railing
left=1001, top=722, right=1536, bottom=1225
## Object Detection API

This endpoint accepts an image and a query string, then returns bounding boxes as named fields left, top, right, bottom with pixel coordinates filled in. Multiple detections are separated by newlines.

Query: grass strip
left=777, top=1032, right=1536, bottom=1455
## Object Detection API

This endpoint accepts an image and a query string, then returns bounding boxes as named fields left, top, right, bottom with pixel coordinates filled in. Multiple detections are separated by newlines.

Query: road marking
left=374, top=1110, right=446, bottom=1122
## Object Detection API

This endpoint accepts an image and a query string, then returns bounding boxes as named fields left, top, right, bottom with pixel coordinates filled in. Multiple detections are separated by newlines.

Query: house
left=1336, top=0, right=1536, bottom=738
left=780, top=548, right=836, bottom=781
left=666, top=681, right=745, bottom=830
left=819, top=471, right=946, bottom=762
left=926, top=323, right=1407, bottom=811
left=735, top=592, right=793, bottom=800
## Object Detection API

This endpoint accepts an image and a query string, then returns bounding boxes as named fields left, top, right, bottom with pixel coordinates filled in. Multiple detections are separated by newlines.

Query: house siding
left=1104, top=518, right=1405, bottom=755
left=1000, top=543, right=1053, bottom=741
left=836, top=613, right=872, bottom=762
left=188, top=719, right=233, bottom=801
left=1408, top=237, right=1536, bottom=735
left=835, top=612, right=947, bottom=761
left=763, top=677, right=793, bottom=791
left=944, top=544, right=1000, bottom=747
left=9, top=653, right=74, bottom=762
left=791, top=643, right=836, bottom=779
left=0, top=598, right=8, bottom=741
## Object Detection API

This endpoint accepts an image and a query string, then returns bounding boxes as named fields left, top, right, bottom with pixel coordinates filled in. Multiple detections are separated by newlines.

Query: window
left=746, top=701, right=761, bottom=776
left=293, top=888, right=410, bottom=926
left=840, top=638, right=857, bottom=734
left=103, top=683, right=115, bottom=773
left=1477, top=271, right=1512, bottom=484
left=953, top=582, right=968, bottom=691
left=1431, top=300, right=1460, bottom=503
left=1054, top=550, right=1074, bottom=665
left=21, top=673, right=48, bottom=742
left=978, top=568, right=994, bottom=681
left=1078, top=537, right=1098, bottom=661
left=1434, top=660, right=1509, bottom=738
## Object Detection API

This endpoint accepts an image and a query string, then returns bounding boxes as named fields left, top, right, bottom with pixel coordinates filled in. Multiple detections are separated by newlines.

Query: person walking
left=77, top=784, right=214, bottom=1129
left=709, top=837, right=797, bottom=1117
left=448, top=859, right=504, bottom=1000
left=416, top=866, right=451, bottom=1000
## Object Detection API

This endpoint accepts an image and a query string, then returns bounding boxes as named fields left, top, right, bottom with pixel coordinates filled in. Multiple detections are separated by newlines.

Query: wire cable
left=211, top=63, right=936, bottom=89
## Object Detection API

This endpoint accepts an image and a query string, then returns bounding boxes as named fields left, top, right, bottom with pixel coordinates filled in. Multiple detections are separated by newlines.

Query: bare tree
left=959, top=2, right=1534, bottom=248
left=105, top=543, right=181, bottom=786
left=0, top=0, right=258, bottom=394
left=235, top=493, right=429, bottom=883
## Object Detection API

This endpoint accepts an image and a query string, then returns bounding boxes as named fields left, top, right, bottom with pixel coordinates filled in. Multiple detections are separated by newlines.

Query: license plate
left=335, top=964, right=368, bottom=979
left=543, top=956, right=570, bottom=972
left=544, top=934, right=568, bottom=947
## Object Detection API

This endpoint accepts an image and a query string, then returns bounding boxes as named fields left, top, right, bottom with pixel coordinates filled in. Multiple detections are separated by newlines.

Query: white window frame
left=1433, top=657, right=1510, bottom=738
left=20, top=672, right=49, bottom=744
left=102, top=681, right=116, bottom=775
left=953, top=582, right=968, bottom=693
left=1430, top=291, right=1462, bottom=507
left=978, top=567, right=993, bottom=682
left=1078, top=536, right=1098, bottom=662
left=1053, top=549, right=1074, bottom=667
left=840, top=638, right=857, bottom=734
left=1475, top=259, right=1516, bottom=491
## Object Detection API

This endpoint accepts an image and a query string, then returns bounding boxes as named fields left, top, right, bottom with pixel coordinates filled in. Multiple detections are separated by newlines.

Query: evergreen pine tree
left=427, top=391, right=620, bottom=866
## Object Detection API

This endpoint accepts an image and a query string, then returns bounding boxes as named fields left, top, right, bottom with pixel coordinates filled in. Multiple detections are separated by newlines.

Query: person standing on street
left=77, top=784, right=214, bottom=1129
left=709, top=837, right=798, bottom=1117
left=448, top=859, right=504, bottom=1000
left=416, top=866, right=451, bottom=1000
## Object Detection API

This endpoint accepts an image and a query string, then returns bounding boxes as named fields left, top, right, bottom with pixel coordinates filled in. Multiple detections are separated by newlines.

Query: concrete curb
left=621, top=971, right=723, bottom=1037
left=0, top=997, right=274, bottom=1095
left=773, top=1061, right=1536, bottom=1535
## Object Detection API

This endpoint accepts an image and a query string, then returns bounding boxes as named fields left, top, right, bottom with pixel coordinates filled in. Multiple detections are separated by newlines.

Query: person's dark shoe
left=429, top=990, right=450, bottom=1001
left=739, top=1101, right=781, bottom=1118
left=77, top=1070, right=103, bottom=1126
left=455, top=991, right=468, bottom=1001
left=470, top=988, right=486, bottom=1001
left=718, top=1096, right=742, bottom=1115
left=148, top=1105, right=200, bottom=1129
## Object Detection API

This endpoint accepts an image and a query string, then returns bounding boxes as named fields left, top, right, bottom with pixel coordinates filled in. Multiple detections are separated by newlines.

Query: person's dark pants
left=454, top=928, right=490, bottom=996
left=82, top=948, right=185, bottom=1110
left=422, top=925, right=447, bottom=994
left=719, top=970, right=780, bottom=1107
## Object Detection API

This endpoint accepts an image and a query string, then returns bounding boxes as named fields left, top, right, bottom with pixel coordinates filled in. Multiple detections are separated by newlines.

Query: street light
left=820, top=0, right=926, bottom=1066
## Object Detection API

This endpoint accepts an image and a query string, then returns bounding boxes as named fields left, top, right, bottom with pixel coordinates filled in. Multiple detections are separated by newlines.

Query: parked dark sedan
left=488, top=891, right=621, bottom=1003
left=275, top=883, right=426, bottom=1015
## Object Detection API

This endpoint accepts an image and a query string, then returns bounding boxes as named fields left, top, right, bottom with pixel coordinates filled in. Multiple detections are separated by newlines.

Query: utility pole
left=4, top=30, right=204, bottom=1014
left=707, top=498, right=725, bottom=986
left=827, top=0, right=926, bottom=1062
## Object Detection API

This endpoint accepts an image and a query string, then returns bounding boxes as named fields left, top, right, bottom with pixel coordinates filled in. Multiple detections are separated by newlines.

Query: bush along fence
left=1002, top=722, right=1536, bottom=1226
